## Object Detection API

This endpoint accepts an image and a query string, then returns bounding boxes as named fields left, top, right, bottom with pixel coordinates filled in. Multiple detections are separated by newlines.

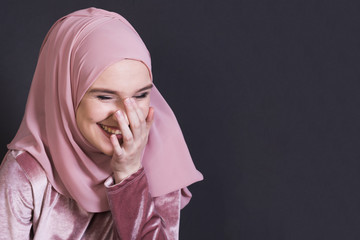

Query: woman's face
left=76, top=60, right=152, bottom=156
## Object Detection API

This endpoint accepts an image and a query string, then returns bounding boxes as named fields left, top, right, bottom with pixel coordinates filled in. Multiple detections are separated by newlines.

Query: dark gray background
left=1, top=0, right=360, bottom=239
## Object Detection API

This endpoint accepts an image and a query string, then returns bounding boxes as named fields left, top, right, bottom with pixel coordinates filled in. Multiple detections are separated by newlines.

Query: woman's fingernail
left=116, top=110, right=123, bottom=118
left=125, top=98, right=132, bottom=106
left=111, top=134, right=116, bottom=141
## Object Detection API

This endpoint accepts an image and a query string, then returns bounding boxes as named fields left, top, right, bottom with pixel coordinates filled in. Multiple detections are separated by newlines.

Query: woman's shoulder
left=0, top=150, right=48, bottom=193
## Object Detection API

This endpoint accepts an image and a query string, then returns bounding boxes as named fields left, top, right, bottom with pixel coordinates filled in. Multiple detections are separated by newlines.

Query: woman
left=0, top=7, right=202, bottom=239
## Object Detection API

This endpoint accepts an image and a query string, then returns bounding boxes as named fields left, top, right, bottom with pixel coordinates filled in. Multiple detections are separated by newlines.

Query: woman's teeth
left=100, top=124, right=121, bottom=135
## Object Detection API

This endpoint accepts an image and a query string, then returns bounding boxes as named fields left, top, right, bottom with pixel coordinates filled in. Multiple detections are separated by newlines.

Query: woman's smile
left=98, top=123, right=121, bottom=135
left=98, top=123, right=123, bottom=141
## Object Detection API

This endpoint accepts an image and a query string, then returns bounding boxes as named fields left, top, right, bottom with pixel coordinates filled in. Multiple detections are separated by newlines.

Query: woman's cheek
left=89, top=102, right=111, bottom=121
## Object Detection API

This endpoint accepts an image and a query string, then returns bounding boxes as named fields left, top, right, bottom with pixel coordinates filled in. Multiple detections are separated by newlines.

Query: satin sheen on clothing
left=0, top=151, right=188, bottom=239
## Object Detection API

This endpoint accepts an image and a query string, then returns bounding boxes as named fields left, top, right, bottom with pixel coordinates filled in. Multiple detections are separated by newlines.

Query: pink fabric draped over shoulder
left=7, top=7, right=203, bottom=212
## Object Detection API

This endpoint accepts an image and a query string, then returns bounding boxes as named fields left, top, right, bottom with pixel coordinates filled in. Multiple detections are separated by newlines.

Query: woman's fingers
left=110, top=134, right=123, bottom=156
left=124, top=98, right=144, bottom=139
left=125, top=98, right=141, bottom=138
left=114, top=110, right=133, bottom=146
left=114, top=98, right=152, bottom=150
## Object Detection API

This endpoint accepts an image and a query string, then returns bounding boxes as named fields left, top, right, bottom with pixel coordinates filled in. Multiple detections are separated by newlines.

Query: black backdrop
left=1, top=0, right=360, bottom=239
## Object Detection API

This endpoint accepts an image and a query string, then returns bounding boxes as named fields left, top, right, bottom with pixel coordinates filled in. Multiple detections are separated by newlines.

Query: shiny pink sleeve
left=0, top=153, right=33, bottom=239
left=105, top=168, right=185, bottom=240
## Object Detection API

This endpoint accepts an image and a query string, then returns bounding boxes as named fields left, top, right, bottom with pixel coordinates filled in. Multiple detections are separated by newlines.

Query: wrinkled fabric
left=0, top=150, right=188, bottom=239
left=106, top=166, right=181, bottom=239
left=7, top=7, right=203, bottom=212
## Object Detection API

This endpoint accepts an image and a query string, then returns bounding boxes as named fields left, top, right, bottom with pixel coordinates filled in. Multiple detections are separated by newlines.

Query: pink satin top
left=0, top=151, right=191, bottom=239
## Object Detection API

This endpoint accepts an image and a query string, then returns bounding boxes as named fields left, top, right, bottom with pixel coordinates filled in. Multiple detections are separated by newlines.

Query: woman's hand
left=110, top=97, right=154, bottom=183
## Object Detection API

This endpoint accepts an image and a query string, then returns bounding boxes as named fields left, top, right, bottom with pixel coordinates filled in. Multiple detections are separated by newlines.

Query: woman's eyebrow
left=88, top=89, right=116, bottom=94
left=88, top=84, right=153, bottom=94
left=136, top=84, right=153, bottom=92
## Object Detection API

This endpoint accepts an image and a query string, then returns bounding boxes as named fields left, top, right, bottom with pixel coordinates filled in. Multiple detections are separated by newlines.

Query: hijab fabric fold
left=8, top=7, right=203, bottom=212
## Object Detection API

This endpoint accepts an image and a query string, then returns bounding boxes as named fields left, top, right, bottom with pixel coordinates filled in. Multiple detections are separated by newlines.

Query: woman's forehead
left=88, top=60, right=152, bottom=93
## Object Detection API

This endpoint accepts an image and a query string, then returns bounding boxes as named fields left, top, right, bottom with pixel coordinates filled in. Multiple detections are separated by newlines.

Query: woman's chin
left=95, top=140, right=115, bottom=156
left=101, top=146, right=114, bottom=156
left=92, top=132, right=124, bottom=156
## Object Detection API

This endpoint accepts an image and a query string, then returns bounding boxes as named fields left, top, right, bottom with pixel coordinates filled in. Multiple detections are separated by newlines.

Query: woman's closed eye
left=134, top=92, right=149, bottom=99
left=95, top=91, right=149, bottom=101
left=96, top=95, right=113, bottom=100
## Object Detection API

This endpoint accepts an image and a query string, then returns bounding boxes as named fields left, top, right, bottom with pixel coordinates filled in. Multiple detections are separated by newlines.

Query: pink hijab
left=8, top=8, right=203, bottom=212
